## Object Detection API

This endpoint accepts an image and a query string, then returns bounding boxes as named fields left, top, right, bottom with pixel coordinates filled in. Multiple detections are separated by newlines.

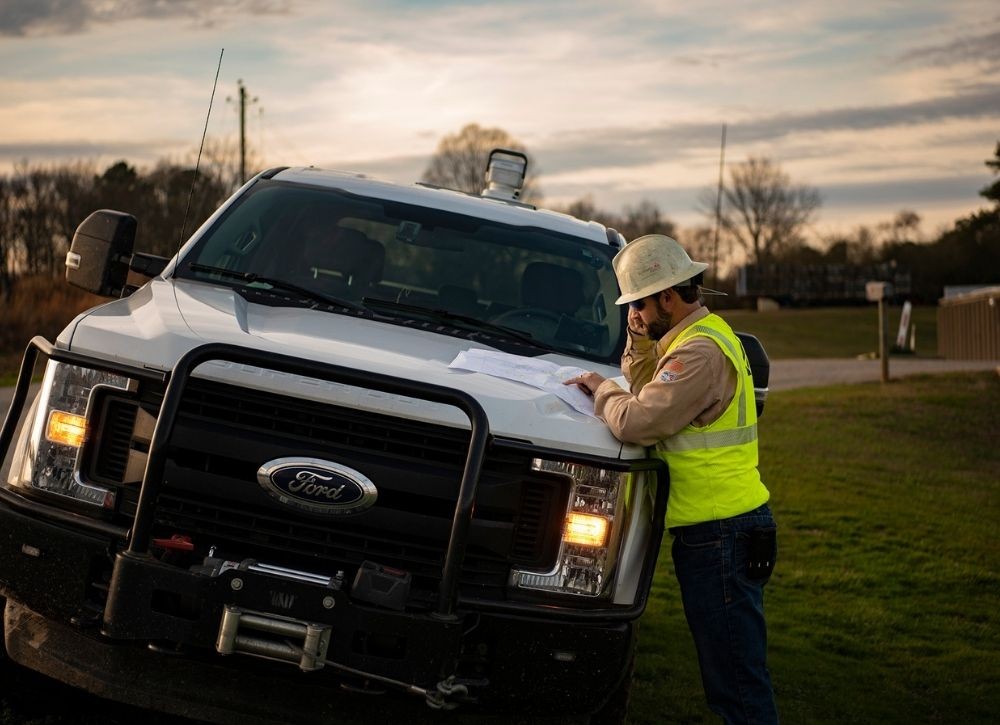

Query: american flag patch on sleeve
left=659, top=358, right=684, bottom=382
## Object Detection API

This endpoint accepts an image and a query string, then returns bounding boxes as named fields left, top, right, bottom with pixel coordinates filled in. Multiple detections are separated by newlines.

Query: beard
left=646, top=308, right=674, bottom=341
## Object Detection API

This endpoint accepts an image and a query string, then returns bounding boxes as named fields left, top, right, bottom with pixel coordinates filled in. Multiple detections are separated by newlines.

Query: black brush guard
left=0, top=336, right=669, bottom=718
left=1, top=337, right=668, bottom=622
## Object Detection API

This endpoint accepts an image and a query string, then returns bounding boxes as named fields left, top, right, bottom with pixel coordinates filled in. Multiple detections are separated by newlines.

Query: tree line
left=424, top=125, right=1000, bottom=303
left=0, top=136, right=254, bottom=300
left=1, top=124, right=996, bottom=304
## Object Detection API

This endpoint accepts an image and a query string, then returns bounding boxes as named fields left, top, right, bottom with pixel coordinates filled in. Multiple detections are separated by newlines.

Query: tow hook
left=281, top=639, right=481, bottom=711
left=424, top=676, right=470, bottom=711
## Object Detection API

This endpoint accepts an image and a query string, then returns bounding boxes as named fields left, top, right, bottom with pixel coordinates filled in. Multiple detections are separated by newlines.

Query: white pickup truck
left=0, top=150, right=766, bottom=723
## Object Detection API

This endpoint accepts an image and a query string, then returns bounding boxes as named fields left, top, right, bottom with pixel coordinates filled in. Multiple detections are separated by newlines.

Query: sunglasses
left=628, top=292, right=660, bottom=311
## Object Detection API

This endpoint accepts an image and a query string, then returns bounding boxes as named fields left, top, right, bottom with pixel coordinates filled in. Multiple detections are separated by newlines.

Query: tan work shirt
left=593, top=307, right=737, bottom=447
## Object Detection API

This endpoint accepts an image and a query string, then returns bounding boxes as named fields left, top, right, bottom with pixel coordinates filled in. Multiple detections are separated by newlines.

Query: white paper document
left=449, top=348, right=596, bottom=417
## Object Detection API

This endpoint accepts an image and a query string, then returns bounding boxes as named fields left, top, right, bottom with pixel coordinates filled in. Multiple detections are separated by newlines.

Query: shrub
left=1, top=275, right=105, bottom=361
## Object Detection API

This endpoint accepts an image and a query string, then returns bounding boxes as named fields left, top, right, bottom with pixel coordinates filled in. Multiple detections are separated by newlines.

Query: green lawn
left=629, top=371, right=999, bottom=723
left=720, top=305, right=937, bottom=359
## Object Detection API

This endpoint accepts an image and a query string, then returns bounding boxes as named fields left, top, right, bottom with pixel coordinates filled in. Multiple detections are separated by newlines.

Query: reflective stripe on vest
left=658, top=422, right=758, bottom=452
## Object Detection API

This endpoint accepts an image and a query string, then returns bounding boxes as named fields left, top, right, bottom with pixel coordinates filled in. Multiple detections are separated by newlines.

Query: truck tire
left=587, top=646, right=636, bottom=725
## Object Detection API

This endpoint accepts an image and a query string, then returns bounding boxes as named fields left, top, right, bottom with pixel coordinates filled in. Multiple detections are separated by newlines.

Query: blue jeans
left=670, top=504, right=778, bottom=724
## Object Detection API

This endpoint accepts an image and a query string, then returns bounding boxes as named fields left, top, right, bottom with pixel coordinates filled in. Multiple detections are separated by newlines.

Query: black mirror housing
left=66, top=210, right=137, bottom=297
left=735, top=332, right=770, bottom=418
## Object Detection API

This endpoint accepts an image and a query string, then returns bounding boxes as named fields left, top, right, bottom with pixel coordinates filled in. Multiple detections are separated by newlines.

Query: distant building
left=938, top=286, right=1000, bottom=360
left=942, top=284, right=1000, bottom=298
left=737, top=262, right=911, bottom=305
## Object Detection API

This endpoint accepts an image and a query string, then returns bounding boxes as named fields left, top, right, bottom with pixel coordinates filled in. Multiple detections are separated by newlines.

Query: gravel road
left=767, top=357, right=997, bottom=391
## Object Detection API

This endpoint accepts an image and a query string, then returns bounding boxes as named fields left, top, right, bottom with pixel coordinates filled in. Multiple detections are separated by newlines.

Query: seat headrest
left=438, top=285, right=479, bottom=316
left=521, top=262, right=584, bottom=315
left=336, top=228, right=385, bottom=284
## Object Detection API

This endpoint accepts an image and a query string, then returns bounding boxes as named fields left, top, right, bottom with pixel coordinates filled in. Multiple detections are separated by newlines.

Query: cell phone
left=747, top=526, right=777, bottom=581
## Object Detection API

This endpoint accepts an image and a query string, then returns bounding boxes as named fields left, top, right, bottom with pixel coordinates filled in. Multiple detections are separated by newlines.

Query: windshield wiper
left=363, top=297, right=560, bottom=353
left=186, top=263, right=366, bottom=314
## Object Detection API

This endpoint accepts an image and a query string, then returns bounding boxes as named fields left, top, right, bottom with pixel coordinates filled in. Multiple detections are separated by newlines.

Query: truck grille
left=153, top=490, right=514, bottom=604
left=101, top=378, right=568, bottom=605
left=92, top=397, right=137, bottom=482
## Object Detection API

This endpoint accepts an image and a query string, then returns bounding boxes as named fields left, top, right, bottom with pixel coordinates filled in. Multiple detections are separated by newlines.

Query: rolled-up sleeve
left=593, top=345, right=719, bottom=446
left=621, top=331, right=662, bottom=395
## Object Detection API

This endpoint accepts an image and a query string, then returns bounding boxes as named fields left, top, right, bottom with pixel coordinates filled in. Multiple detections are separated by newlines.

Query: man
left=565, top=234, right=778, bottom=724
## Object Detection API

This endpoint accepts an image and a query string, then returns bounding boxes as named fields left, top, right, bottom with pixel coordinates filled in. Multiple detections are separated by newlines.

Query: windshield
left=176, top=180, right=626, bottom=363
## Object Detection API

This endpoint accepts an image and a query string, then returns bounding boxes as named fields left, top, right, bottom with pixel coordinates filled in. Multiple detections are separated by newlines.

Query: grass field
left=628, top=371, right=999, bottom=724
left=2, top=372, right=996, bottom=724
left=719, top=305, right=938, bottom=360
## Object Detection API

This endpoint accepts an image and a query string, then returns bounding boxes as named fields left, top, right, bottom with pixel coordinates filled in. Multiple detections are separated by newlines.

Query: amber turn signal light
left=563, top=512, right=609, bottom=547
left=46, top=410, right=88, bottom=448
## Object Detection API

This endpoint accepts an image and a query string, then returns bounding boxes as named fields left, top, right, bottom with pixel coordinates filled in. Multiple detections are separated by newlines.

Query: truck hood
left=64, top=278, right=636, bottom=458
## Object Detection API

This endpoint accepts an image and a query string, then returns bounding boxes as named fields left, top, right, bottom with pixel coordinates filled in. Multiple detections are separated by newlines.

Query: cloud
left=0, top=0, right=292, bottom=37
left=538, top=174, right=991, bottom=233
left=896, top=28, right=1000, bottom=69
left=0, top=0, right=87, bottom=36
left=0, top=140, right=184, bottom=165
left=534, top=84, right=1000, bottom=176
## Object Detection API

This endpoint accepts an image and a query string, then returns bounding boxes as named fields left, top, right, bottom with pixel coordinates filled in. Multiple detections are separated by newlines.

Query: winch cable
left=281, top=640, right=469, bottom=710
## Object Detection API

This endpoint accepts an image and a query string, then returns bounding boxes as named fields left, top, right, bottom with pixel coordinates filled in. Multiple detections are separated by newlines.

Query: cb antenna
left=179, top=48, right=225, bottom=250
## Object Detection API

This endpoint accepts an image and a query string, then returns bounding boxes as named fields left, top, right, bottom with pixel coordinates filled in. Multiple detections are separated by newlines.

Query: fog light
left=46, top=410, right=88, bottom=447
left=564, top=512, right=609, bottom=547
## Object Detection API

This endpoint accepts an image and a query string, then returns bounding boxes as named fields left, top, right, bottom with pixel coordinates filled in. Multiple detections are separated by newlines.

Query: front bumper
left=0, top=499, right=634, bottom=720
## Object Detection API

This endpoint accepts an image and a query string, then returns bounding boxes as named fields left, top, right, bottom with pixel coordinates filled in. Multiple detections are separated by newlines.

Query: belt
left=668, top=503, right=771, bottom=537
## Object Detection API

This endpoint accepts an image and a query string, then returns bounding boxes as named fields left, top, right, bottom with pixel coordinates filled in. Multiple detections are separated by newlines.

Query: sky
left=1, top=0, right=999, bottom=240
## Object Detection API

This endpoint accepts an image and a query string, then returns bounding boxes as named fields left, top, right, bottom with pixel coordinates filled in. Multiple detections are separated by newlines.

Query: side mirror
left=65, top=210, right=136, bottom=297
left=735, top=332, right=770, bottom=418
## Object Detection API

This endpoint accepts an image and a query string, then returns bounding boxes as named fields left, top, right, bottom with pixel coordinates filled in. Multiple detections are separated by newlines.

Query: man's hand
left=563, top=371, right=606, bottom=397
left=628, top=307, right=648, bottom=336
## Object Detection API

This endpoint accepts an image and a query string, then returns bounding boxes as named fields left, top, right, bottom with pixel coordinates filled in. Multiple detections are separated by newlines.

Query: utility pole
left=711, top=123, right=727, bottom=288
left=229, top=79, right=258, bottom=185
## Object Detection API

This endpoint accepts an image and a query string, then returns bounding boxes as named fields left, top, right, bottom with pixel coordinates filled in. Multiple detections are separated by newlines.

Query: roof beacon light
left=482, top=148, right=528, bottom=201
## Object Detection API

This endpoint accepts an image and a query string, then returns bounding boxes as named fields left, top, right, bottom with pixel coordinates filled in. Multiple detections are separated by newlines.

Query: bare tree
left=558, top=196, right=677, bottom=242
left=199, top=135, right=263, bottom=195
left=563, top=195, right=599, bottom=222
left=0, top=178, right=15, bottom=298
left=422, top=123, right=541, bottom=202
left=679, top=225, right=719, bottom=266
left=981, top=140, right=1000, bottom=204
left=14, top=163, right=63, bottom=277
left=618, top=199, right=676, bottom=241
left=878, top=209, right=922, bottom=245
left=704, top=156, right=820, bottom=265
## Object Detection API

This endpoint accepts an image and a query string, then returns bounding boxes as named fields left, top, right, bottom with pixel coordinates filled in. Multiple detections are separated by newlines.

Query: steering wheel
left=490, top=307, right=563, bottom=338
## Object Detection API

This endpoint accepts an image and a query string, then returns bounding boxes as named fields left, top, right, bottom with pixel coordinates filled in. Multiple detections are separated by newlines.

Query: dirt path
left=768, top=357, right=997, bottom=391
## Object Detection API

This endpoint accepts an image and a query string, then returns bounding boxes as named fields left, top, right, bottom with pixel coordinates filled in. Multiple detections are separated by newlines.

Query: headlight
left=509, top=458, right=628, bottom=599
left=7, top=360, right=131, bottom=509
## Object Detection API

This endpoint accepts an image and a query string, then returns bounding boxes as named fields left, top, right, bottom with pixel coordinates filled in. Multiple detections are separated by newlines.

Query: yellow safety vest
left=654, top=313, right=769, bottom=528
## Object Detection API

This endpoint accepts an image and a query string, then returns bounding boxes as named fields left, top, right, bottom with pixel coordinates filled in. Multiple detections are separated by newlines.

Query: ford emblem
left=256, top=457, right=377, bottom=516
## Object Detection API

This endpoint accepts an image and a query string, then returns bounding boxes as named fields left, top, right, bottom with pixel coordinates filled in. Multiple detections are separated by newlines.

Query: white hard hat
left=612, top=234, right=709, bottom=305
